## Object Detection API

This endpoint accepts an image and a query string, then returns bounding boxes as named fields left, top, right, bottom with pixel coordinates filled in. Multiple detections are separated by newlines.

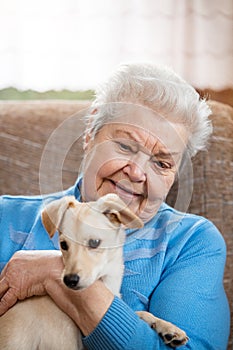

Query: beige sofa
left=0, top=100, right=232, bottom=348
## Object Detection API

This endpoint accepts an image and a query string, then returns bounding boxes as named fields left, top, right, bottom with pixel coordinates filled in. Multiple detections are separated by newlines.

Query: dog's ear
left=97, top=193, right=143, bottom=229
left=42, top=196, right=76, bottom=237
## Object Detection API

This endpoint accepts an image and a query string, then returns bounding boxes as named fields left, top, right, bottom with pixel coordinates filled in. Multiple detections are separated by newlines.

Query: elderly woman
left=0, top=63, right=230, bottom=349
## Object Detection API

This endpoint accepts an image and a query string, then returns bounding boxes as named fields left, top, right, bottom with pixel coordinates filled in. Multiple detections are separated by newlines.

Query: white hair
left=86, top=62, right=212, bottom=157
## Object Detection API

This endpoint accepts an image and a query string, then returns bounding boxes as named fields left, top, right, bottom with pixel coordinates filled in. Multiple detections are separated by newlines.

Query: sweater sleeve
left=83, top=221, right=230, bottom=350
left=83, top=296, right=167, bottom=350
left=148, top=220, right=230, bottom=349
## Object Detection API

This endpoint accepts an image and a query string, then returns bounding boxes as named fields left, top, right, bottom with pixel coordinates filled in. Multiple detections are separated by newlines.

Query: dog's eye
left=88, top=239, right=101, bottom=249
left=60, top=241, right=69, bottom=251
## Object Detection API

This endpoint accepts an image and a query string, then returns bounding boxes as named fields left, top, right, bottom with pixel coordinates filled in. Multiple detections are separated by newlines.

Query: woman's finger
left=0, top=277, right=9, bottom=299
left=0, top=288, right=17, bottom=316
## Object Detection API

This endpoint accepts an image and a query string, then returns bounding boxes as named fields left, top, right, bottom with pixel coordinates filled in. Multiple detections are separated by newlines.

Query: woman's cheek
left=82, top=153, right=126, bottom=201
left=164, top=173, right=176, bottom=192
left=148, top=171, right=175, bottom=202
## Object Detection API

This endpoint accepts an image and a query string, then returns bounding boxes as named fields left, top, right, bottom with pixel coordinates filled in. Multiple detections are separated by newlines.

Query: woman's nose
left=122, top=158, right=147, bottom=182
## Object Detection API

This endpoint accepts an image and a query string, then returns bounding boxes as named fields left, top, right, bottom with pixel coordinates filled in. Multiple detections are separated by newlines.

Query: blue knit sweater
left=0, top=179, right=230, bottom=349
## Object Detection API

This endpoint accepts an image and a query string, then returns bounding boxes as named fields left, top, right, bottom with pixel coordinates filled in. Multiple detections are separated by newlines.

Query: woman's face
left=81, top=105, right=188, bottom=223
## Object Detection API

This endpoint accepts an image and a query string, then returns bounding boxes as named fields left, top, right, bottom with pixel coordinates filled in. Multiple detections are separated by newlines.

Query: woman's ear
left=83, top=130, right=92, bottom=151
left=83, top=108, right=98, bottom=151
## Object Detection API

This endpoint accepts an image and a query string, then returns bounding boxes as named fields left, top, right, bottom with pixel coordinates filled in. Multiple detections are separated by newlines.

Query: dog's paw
left=157, top=324, right=189, bottom=348
left=136, top=311, right=189, bottom=348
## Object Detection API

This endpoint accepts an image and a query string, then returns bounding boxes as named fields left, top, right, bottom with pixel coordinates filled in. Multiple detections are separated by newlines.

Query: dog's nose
left=63, top=274, right=80, bottom=289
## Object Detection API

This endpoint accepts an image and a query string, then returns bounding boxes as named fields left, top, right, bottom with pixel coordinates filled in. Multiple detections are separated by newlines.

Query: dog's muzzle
left=63, top=274, right=80, bottom=289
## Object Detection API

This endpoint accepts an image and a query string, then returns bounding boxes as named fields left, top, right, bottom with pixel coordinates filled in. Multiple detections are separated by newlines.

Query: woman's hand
left=0, top=250, right=63, bottom=315
left=0, top=250, right=114, bottom=336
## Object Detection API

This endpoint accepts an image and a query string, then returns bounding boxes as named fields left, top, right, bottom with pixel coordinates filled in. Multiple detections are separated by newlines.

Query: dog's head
left=42, top=194, right=143, bottom=290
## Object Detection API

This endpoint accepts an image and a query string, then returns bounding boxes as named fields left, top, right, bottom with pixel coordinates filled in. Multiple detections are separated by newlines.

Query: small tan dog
left=0, top=194, right=188, bottom=349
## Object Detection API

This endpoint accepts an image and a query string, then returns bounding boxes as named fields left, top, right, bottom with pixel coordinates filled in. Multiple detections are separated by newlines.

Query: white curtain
left=0, top=0, right=232, bottom=91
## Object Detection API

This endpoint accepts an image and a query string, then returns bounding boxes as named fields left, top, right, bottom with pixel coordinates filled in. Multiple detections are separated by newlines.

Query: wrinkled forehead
left=100, top=105, right=188, bottom=155
left=108, top=103, right=186, bottom=136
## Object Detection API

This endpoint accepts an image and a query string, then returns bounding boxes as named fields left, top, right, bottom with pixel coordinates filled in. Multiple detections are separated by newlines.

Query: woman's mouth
left=107, top=179, right=144, bottom=199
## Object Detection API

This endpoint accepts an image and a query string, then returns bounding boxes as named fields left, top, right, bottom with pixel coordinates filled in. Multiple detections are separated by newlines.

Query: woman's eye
left=157, top=161, right=169, bottom=169
left=60, top=240, right=69, bottom=251
left=152, top=159, right=172, bottom=170
left=118, top=142, right=133, bottom=152
left=88, top=239, right=101, bottom=249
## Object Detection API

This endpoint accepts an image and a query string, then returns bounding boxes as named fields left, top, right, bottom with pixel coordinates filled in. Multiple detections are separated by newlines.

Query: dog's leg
left=136, top=311, right=189, bottom=348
